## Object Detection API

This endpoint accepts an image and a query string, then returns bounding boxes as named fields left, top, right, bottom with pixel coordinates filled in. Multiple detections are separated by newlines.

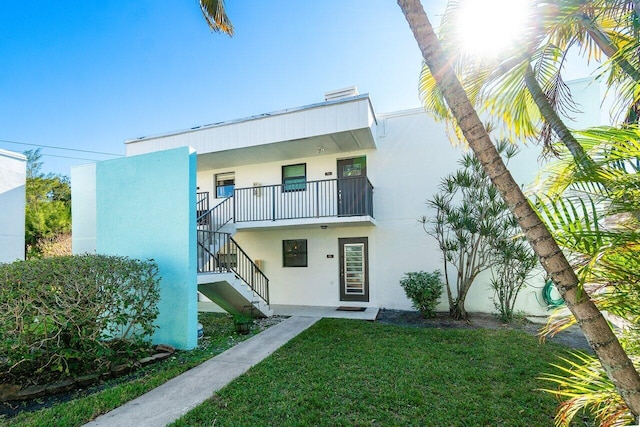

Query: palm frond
left=539, top=305, right=576, bottom=337
left=536, top=124, right=640, bottom=336
left=199, top=0, right=234, bottom=36
left=539, top=351, right=635, bottom=426
left=536, top=125, right=640, bottom=196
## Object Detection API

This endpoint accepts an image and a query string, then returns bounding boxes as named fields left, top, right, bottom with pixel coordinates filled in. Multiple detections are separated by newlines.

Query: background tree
left=397, top=0, right=640, bottom=418
left=24, top=149, right=72, bottom=258
left=422, top=141, right=523, bottom=320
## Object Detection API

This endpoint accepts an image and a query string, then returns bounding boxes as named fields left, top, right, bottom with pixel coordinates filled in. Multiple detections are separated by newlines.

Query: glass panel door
left=344, top=243, right=365, bottom=295
left=339, top=237, right=369, bottom=302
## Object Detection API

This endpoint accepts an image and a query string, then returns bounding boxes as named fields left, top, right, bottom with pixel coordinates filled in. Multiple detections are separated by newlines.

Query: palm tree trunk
left=397, top=0, right=640, bottom=417
left=579, top=15, right=640, bottom=82
left=522, top=64, right=594, bottom=171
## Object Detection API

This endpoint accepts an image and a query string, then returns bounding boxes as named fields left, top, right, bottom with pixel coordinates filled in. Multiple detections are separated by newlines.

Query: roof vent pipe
left=324, top=86, right=359, bottom=102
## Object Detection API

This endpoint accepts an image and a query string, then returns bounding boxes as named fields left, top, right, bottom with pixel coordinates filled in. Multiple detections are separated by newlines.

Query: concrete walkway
left=84, top=316, right=320, bottom=427
left=272, top=304, right=379, bottom=321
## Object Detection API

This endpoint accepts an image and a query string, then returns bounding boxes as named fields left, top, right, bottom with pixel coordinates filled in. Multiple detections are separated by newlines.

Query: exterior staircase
left=196, top=193, right=272, bottom=317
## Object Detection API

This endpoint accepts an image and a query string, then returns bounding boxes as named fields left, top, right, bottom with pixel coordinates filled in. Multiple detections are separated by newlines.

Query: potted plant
left=233, top=313, right=253, bottom=335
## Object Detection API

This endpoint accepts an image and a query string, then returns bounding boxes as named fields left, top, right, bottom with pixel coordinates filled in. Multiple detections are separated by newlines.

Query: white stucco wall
left=197, top=108, right=552, bottom=315
left=187, top=79, right=607, bottom=315
left=0, top=149, right=26, bottom=263
left=372, top=110, right=551, bottom=315
left=71, top=163, right=97, bottom=254
left=566, top=77, right=608, bottom=129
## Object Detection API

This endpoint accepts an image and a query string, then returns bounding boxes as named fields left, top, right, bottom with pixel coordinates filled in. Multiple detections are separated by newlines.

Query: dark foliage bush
left=399, top=270, right=444, bottom=318
left=0, top=254, right=160, bottom=384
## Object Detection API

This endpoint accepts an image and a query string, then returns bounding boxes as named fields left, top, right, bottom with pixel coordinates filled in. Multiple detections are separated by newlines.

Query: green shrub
left=0, top=254, right=160, bottom=384
left=399, top=271, right=444, bottom=318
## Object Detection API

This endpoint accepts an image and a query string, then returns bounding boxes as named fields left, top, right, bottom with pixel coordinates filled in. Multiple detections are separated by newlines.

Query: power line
left=40, top=153, right=103, bottom=162
left=0, top=138, right=123, bottom=157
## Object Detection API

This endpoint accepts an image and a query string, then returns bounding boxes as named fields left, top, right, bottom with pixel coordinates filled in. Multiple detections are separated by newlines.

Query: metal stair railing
left=197, top=230, right=269, bottom=305
left=197, top=196, right=234, bottom=232
left=197, top=230, right=217, bottom=272
left=196, top=191, right=210, bottom=226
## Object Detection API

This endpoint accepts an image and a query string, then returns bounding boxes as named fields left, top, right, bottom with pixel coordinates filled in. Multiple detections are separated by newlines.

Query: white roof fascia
left=125, top=94, right=377, bottom=157
left=0, top=149, right=27, bottom=162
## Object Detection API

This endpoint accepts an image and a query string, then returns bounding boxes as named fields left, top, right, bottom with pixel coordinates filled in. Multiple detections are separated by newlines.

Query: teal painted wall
left=96, top=147, right=197, bottom=350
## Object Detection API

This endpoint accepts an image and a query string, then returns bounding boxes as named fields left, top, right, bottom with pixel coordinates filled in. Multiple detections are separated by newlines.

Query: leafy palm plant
left=490, top=215, right=539, bottom=322
left=535, top=126, right=640, bottom=425
left=418, top=0, right=640, bottom=161
left=537, top=127, right=640, bottom=306
left=397, top=0, right=640, bottom=418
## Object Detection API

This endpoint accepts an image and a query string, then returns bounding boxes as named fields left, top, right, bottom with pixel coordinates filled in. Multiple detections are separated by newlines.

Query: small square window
left=283, top=239, right=307, bottom=267
left=216, top=172, right=235, bottom=198
left=282, top=164, right=306, bottom=192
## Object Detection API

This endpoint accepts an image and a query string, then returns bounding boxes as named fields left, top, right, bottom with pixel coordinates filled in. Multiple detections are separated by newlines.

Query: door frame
left=338, top=237, right=369, bottom=302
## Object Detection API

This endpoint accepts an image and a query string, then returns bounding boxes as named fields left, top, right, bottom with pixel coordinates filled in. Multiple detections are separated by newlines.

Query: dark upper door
left=337, top=157, right=367, bottom=216
left=339, top=237, right=369, bottom=302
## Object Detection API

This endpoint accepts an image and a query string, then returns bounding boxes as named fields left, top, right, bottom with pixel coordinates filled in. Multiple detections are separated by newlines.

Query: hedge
left=0, top=254, right=160, bottom=384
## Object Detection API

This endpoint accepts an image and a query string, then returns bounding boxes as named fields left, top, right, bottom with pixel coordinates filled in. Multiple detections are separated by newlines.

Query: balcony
left=233, top=176, right=375, bottom=230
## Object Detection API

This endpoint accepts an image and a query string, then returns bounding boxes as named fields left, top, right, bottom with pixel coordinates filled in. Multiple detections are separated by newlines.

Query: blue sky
left=0, top=1, right=452, bottom=175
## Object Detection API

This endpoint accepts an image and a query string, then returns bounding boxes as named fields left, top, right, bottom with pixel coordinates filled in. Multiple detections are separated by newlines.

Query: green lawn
left=6, top=317, right=574, bottom=427
left=171, top=318, right=567, bottom=427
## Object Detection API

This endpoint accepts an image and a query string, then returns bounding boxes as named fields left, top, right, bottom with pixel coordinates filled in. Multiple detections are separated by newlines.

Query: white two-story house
left=121, top=87, right=550, bottom=317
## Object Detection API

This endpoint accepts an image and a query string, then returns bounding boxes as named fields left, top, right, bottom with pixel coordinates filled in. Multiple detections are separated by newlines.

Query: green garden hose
left=542, top=279, right=565, bottom=308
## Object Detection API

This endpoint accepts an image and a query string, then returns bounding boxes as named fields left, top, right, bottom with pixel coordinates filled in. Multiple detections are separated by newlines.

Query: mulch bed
left=375, top=309, right=592, bottom=352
